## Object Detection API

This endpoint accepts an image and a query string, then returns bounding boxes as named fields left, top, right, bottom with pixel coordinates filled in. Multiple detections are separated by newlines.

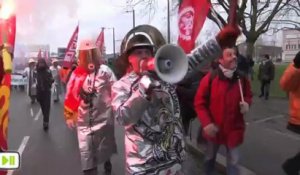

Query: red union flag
left=96, top=28, right=105, bottom=55
left=177, top=0, right=211, bottom=53
left=64, top=25, right=79, bottom=68
left=37, top=49, right=42, bottom=59
left=0, top=1, right=17, bottom=175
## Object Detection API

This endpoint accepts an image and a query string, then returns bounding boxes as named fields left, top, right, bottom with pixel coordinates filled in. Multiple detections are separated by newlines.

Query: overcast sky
left=10, top=0, right=283, bottom=56
left=12, top=0, right=224, bottom=54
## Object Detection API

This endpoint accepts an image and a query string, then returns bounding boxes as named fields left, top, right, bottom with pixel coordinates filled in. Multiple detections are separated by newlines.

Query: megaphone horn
left=154, top=44, right=188, bottom=84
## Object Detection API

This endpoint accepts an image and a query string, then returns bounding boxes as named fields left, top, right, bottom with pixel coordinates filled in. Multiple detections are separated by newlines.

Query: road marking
left=34, top=109, right=42, bottom=121
left=246, top=115, right=285, bottom=125
left=7, top=136, right=30, bottom=175
left=265, top=128, right=300, bottom=141
left=30, top=108, right=34, bottom=118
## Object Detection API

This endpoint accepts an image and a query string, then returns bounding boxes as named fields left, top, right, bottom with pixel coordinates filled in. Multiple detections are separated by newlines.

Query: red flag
left=37, top=49, right=42, bottom=59
left=177, top=0, right=211, bottom=53
left=0, top=1, right=16, bottom=175
left=63, top=25, right=79, bottom=68
left=96, top=28, right=105, bottom=55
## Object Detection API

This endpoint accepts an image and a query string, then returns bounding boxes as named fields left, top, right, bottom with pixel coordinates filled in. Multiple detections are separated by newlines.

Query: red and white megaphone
left=140, top=44, right=188, bottom=84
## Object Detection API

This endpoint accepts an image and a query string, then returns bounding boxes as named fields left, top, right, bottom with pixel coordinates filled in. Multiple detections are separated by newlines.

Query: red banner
left=0, top=1, right=16, bottom=174
left=177, top=0, right=211, bottom=53
left=0, top=74, right=10, bottom=150
left=63, top=25, right=79, bottom=68
left=37, top=49, right=42, bottom=59
left=95, top=28, right=105, bottom=55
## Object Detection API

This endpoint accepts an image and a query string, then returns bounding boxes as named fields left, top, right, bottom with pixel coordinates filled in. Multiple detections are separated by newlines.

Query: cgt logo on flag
left=178, top=6, right=194, bottom=41
left=0, top=152, right=20, bottom=169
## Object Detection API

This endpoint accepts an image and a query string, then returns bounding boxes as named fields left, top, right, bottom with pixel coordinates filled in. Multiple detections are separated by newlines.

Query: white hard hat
left=79, top=39, right=96, bottom=51
left=28, top=58, right=36, bottom=63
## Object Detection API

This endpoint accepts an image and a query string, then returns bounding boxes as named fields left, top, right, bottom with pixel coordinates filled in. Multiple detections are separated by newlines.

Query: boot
left=43, top=122, right=49, bottom=131
left=83, top=168, right=98, bottom=175
left=104, top=160, right=112, bottom=173
left=282, top=152, right=300, bottom=175
left=265, top=92, right=269, bottom=100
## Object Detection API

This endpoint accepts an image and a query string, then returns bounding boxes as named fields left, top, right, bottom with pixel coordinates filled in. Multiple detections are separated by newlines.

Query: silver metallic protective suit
left=112, top=38, right=222, bottom=175
left=77, top=64, right=117, bottom=170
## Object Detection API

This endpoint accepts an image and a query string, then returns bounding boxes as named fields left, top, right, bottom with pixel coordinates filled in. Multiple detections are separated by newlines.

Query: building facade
left=282, top=29, right=300, bottom=62
left=237, top=42, right=282, bottom=62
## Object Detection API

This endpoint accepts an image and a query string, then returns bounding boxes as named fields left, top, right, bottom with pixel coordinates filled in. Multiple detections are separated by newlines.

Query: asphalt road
left=7, top=90, right=208, bottom=175
left=190, top=96, right=300, bottom=175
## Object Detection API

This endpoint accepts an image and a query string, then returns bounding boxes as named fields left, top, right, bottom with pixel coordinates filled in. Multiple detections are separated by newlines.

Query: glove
left=66, top=119, right=76, bottom=129
left=293, top=52, right=300, bottom=68
left=240, top=101, right=249, bottom=114
left=138, top=75, right=160, bottom=99
left=79, top=88, right=95, bottom=104
left=203, top=123, right=219, bottom=137
left=216, top=25, right=241, bottom=49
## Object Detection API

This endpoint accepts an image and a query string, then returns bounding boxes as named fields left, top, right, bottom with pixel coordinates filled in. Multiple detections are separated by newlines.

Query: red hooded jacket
left=194, top=68, right=252, bottom=148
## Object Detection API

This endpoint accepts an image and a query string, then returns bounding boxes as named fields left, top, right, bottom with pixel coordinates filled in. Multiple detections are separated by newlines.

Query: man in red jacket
left=194, top=47, right=253, bottom=175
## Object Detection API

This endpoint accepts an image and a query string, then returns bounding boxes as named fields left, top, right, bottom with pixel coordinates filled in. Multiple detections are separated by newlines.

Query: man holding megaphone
left=111, top=24, right=240, bottom=175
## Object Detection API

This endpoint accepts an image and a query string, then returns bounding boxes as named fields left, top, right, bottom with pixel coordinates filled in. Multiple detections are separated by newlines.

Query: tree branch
left=216, top=0, right=230, bottom=16
left=257, top=0, right=271, bottom=17
left=257, top=0, right=286, bottom=34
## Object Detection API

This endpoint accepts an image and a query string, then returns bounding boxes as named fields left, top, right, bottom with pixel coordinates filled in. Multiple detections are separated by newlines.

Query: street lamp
left=125, top=9, right=135, bottom=28
left=104, top=27, right=116, bottom=58
left=167, top=0, right=170, bottom=43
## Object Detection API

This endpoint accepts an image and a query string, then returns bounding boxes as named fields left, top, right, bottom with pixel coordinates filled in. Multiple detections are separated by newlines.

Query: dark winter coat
left=258, top=60, right=275, bottom=82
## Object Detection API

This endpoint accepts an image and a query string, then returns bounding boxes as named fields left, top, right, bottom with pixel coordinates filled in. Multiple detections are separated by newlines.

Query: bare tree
left=127, top=0, right=300, bottom=57
left=208, top=0, right=300, bottom=57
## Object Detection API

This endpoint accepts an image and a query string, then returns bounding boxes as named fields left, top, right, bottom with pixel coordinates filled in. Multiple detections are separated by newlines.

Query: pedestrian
left=280, top=51, right=300, bottom=175
left=59, top=64, right=71, bottom=94
left=258, top=54, right=275, bottom=100
left=236, top=48, right=250, bottom=77
left=64, top=39, right=117, bottom=175
left=23, top=58, right=37, bottom=104
left=50, top=58, right=62, bottom=103
left=248, top=55, right=255, bottom=80
left=111, top=24, right=240, bottom=175
left=36, top=58, right=54, bottom=131
left=65, top=60, right=78, bottom=84
left=194, top=47, right=253, bottom=175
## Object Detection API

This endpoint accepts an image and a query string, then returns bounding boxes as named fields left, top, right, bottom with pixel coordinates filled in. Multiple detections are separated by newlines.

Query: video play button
left=0, top=152, right=20, bottom=169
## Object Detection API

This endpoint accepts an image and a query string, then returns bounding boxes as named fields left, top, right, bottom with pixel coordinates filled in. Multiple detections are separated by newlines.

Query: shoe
left=282, top=160, right=299, bottom=175
left=265, top=95, right=269, bottom=100
left=83, top=168, right=97, bottom=175
left=104, top=160, right=112, bottom=173
left=43, top=123, right=49, bottom=131
left=259, top=94, right=263, bottom=98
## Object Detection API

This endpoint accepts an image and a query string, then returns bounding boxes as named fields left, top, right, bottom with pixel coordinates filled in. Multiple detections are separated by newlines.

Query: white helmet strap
left=124, top=32, right=154, bottom=53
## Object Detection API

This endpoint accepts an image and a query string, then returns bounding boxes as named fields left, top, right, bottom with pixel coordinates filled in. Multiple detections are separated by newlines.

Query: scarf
left=219, top=64, right=236, bottom=79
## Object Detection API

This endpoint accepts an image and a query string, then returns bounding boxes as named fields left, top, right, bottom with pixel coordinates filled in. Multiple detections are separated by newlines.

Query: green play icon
left=2, top=156, right=8, bottom=165
left=2, top=155, right=14, bottom=165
